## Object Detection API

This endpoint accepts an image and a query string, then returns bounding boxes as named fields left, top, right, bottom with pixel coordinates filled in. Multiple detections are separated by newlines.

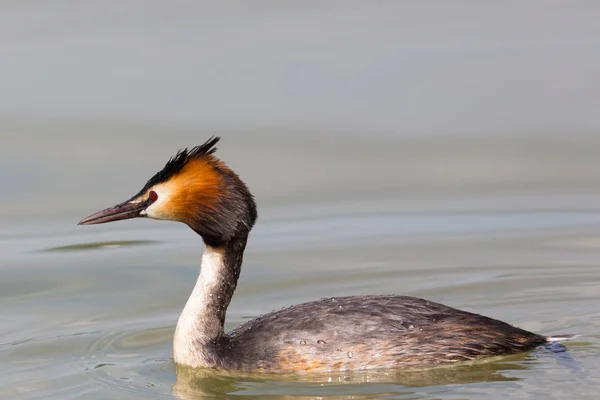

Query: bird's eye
left=149, top=190, right=159, bottom=202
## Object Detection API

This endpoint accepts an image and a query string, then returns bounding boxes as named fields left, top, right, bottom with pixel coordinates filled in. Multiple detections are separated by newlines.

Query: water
left=2, top=2, right=600, bottom=399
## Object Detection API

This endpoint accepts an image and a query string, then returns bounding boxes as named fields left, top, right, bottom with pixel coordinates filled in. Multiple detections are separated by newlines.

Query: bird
left=78, top=136, right=568, bottom=374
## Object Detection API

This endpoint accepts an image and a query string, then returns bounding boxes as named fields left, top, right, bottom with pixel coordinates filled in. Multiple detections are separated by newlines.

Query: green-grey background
left=1, top=2, right=600, bottom=399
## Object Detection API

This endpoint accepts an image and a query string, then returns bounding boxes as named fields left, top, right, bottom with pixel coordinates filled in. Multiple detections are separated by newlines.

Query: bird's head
left=78, top=137, right=257, bottom=247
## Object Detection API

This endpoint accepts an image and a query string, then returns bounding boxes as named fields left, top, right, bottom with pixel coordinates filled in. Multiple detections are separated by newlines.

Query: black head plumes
left=130, top=136, right=221, bottom=201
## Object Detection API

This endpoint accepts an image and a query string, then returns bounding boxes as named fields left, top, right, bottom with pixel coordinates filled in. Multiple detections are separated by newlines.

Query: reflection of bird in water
left=172, top=357, right=528, bottom=399
left=79, top=137, right=571, bottom=374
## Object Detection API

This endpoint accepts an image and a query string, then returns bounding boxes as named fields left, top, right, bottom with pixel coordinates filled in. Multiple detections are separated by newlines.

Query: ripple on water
left=78, top=326, right=174, bottom=398
left=39, top=240, right=159, bottom=253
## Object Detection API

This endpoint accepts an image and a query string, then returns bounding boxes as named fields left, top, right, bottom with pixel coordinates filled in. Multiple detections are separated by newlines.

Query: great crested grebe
left=79, top=137, right=565, bottom=373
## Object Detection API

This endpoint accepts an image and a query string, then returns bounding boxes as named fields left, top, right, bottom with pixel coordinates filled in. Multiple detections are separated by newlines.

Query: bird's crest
left=132, top=136, right=220, bottom=199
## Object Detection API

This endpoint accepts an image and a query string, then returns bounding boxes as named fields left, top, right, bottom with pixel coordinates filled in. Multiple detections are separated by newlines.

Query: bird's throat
left=172, top=238, right=246, bottom=367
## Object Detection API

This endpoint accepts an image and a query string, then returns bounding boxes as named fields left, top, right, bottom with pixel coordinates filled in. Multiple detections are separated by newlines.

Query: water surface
left=2, top=2, right=600, bottom=399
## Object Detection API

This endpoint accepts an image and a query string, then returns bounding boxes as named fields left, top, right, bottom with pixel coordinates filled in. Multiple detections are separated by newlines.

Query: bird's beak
left=78, top=200, right=149, bottom=225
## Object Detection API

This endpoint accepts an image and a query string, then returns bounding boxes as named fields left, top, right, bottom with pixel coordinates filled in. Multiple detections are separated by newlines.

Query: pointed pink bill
left=78, top=200, right=148, bottom=225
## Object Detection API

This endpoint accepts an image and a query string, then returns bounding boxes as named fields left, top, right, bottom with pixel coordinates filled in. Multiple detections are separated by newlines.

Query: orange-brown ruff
left=141, top=159, right=224, bottom=222
left=79, top=137, right=564, bottom=374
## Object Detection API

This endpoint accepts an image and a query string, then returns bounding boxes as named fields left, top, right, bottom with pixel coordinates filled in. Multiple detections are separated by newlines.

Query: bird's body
left=199, top=295, right=544, bottom=373
left=79, top=137, right=561, bottom=374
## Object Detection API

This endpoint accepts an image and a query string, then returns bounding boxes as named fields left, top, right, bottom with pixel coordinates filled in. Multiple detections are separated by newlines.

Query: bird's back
left=217, top=295, right=546, bottom=373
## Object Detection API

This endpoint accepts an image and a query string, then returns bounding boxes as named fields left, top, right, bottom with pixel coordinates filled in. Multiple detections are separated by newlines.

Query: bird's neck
left=173, top=237, right=246, bottom=367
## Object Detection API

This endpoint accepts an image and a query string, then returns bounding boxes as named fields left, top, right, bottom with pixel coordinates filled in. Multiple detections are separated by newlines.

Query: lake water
left=2, top=2, right=600, bottom=399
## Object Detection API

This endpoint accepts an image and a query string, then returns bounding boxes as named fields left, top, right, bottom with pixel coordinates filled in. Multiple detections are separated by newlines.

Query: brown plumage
left=220, top=295, right=546, bottom=373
